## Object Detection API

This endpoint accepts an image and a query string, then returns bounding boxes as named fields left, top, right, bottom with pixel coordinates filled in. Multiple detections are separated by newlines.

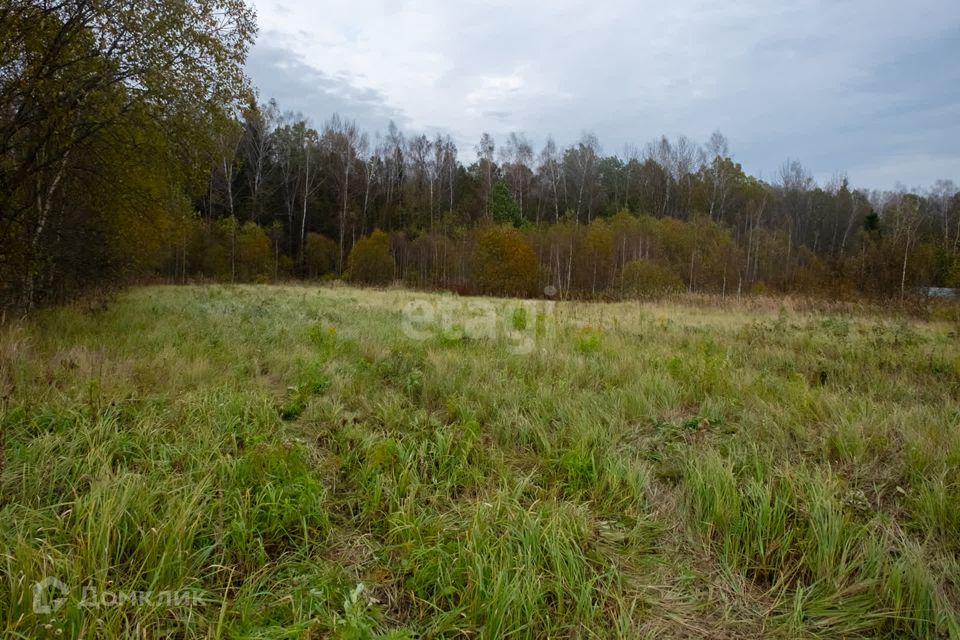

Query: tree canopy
left=0, top=0, right=256, bottom=309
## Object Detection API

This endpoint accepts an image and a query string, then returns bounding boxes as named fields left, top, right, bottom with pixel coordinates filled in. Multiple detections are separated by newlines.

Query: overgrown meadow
left=1, top=285, right=958, bottom=638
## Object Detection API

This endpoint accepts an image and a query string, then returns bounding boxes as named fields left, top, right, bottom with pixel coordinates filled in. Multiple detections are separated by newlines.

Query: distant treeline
left=110, top=107, right=960, bottom=302
left=2, top=1, right=959, bottom=311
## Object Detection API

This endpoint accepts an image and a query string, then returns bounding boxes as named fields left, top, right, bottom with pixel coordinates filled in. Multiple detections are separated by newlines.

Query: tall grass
left=1, top=284, right=957, bottom=638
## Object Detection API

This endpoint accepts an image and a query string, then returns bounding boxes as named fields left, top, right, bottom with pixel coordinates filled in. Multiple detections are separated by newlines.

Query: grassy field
left=1, top=285, right=959, bottom=639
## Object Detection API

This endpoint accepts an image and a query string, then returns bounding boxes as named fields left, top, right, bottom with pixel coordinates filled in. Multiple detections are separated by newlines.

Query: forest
left=2, top=0, right=959, bottom=312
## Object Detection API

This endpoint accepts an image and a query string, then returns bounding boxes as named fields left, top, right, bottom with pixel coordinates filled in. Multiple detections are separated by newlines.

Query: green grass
left=1, top=284, right=958, bottom=638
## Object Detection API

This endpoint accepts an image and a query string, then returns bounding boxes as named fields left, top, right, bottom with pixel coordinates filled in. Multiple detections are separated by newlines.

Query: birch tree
left=241, top=99, right=278, bottom=222
left=325, top=114, right=368, bottom=273
left=477, top=133, right=496, bottom=218
left=705, top=131, right=732, bottom=222
left=538, top=137, right=562, bottom=222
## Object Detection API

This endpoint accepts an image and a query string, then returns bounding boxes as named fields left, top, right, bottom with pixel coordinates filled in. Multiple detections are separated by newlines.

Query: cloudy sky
left=246, top=0, right=960, bottom=191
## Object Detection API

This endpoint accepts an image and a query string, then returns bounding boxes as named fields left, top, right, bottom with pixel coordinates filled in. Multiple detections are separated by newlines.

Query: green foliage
left=490, top=179, right=521, bottom=226
left=574, top=326, right=604, bottom=353
left=348, top=230, right=395, bottom=285
left=510, top=305, right=529, bottom=331
left=553, top=446, right=598, bottom=493
left=219, top=443, right=330, bottom=566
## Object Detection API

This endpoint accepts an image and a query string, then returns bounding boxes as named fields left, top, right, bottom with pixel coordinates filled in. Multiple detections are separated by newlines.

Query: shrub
left=302, top=232, right=338, bottom=278
left=348, top=229, right=395, bottom=285
left=621, top=260, right=683, bottom=297
left=236, top=222, right=272, bottom=281
left=197, top=219, right=272, bottom=281
left=473, top=225, right=538, bottom=297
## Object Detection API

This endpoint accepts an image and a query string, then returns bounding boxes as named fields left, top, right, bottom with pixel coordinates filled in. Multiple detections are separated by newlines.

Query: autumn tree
left=472, top=226, right=538, bottom=297
left=0, top=0, right=256, bottom=310
left=348, top=229, right=395, bottom=285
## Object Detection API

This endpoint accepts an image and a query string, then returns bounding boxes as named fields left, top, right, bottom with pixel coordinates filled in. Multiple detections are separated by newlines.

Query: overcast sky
left=246, top=0, right=960, bottom=191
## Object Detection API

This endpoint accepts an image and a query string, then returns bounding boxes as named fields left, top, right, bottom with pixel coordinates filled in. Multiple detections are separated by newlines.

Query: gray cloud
left=247, top=1, right=960, bottom=189
left=482, top=110, right=513, bottom=120
left=246, top=36, right=409, bottom=131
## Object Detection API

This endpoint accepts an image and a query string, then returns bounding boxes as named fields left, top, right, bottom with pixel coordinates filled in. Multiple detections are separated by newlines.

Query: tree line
left=164, top=101, right=960, bottom=302
left=3, top=1, right=959, bottom=312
